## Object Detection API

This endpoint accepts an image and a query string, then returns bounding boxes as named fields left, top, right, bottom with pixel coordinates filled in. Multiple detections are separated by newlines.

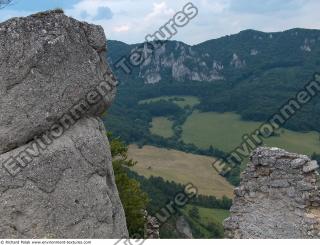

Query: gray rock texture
left=176, top=216, right=193, bottom=239
left=0, top=9, right=117, bottom=154
left=0, top=117, right=128, bottom=238
left=224, top=147, right=320, bottom=239
left=144, top=213, right=160, bottom=239
left=0, top=10, right=128, bottom=238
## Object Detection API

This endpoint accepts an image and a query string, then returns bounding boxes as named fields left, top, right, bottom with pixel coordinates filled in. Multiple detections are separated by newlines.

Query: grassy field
left=180, top=204, right=229, bottom=238
left=183, top=205, right=229, bottom=225
left=150, top=117, right=174, bottom=138
left=139, top=96, right=200, bottom=108
left=128, top=145, right=234, bottom=198
left=182, top=111, right=320, bottom=156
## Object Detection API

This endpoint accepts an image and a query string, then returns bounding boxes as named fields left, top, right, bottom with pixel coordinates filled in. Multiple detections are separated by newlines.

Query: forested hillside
left=106, top=28, right=320, bottom=134
left=103, top=29, right=320, bottom=189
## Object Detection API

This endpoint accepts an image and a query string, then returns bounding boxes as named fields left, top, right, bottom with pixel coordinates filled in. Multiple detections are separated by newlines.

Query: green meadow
left=183, top=205, right=230, bottom=225
left=128, top=145, right=234, bottom=198
left=139, top=95, right=200, bottom=108
left=150, top=117, right=174, bottom=138
left=181, top=111, right=320, bottom=156
left=181, top=205, right=230, bottom=238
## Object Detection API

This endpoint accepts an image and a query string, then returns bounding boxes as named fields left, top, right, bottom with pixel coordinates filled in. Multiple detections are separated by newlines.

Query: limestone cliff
left=0, top=10, right=128, bottom=238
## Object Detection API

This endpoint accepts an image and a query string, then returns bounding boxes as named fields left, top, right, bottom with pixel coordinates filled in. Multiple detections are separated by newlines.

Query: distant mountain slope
left=104, top=28, right=320, bottom=160
left=108, top=28, right=320, bottom=85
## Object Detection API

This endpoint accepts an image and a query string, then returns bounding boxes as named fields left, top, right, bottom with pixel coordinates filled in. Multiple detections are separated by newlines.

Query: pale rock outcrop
left=135, top=42, right=224, bottom=84
left=0, top=9, right=116, bottom=154
left=230, top=53, right=246, bottom=69
left=0, top=10, right=128, bottom=238
left=0, top=117, right=127, bottom=238
left=176, top=216, right=193, bottom=239
left=224, top=147, right=320, bottom=239
left=144, top=213, right=160, bottom=239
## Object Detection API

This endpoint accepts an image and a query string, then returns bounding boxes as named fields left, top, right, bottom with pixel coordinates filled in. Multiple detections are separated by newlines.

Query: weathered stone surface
left=0, top=10, right=116, bottom=154
left=303, top=161, right=319, bottom=173
left=0, top=11, right=127, bottom=238
left=176, top=216, right=193, bottom=239
left=145, top=212, right=160, bottom=239
left=0, top=117, right=128, bottom=238
left=224, top=147, right=320, bottom=239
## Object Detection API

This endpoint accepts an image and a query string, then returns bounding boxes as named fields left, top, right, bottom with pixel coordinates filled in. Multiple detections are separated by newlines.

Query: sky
left=1, top=0, right=320, bottom=45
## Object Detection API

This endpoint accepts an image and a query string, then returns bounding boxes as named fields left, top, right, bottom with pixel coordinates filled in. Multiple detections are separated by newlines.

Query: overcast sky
left=1, top=0, right=320, bottom=45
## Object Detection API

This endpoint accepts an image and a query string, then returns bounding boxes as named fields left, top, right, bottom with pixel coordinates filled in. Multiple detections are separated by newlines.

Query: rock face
left=0, top=11, right=128, bottom=238
left=144, top=214, right=160, bottom=239
left=0, top=9, right=116, bottom=154
left=224, top=147, right=320, bottom=239
left=176, top=216, right=193, bottom=239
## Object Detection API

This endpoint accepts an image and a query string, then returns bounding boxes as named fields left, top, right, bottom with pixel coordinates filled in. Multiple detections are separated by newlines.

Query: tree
left=108, top=132, right=149, bottom=238
left=188, top=206, right=200, bottom=220
left=0, top=0, right=13, bottom=9
left=206, top=222, right=224, bottom=238
left=209, top=145, right=214, bottom=154
left=311, top=152, right=320, bottom=163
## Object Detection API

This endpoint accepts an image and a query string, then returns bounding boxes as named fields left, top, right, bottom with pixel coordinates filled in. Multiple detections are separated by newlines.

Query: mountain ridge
left=108, top=28, right=320, bottom=47
left=105, top=27, right=320, bottom=147
left=108, top=28, right=320, bottom=84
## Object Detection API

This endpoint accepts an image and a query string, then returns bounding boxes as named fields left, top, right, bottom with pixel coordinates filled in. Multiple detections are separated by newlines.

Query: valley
left=104, top=29, right=320, bottom=238
left=3, top=1, right=320, bottom=240
left=143, top=95, right=320, bottom=156
left=181, top=205, right=230, bottom=238
left=140, top=96, right=200, bottom=108
left=181, top=111, right=320, bottom=155
left=127, top=144, right=234, bottom=198
left=150, top=117, right=174, bottom=138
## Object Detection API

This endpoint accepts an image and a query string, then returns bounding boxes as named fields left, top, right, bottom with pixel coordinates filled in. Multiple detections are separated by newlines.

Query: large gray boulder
left=224, top=147, right=320, bottom=239
left=0, top=10, right=128, bottom=238
left=0, top=117, right=128, bottom=238
left=0, top=9, right=116, bottom=154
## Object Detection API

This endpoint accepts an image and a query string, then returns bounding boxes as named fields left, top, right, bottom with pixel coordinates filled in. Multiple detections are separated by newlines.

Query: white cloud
left=63, top=0, right=320, bottom=45
left=113, top=24, right=130, bottom=33
left=1, top=0, right=320, bottom=45
left=66, top=0, right=113, bottom=20
left=144, top=2, right=174, bottom=21
left=200, top=0, right=230, bottom=13
left=64, top=0, right=186, bottom=43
